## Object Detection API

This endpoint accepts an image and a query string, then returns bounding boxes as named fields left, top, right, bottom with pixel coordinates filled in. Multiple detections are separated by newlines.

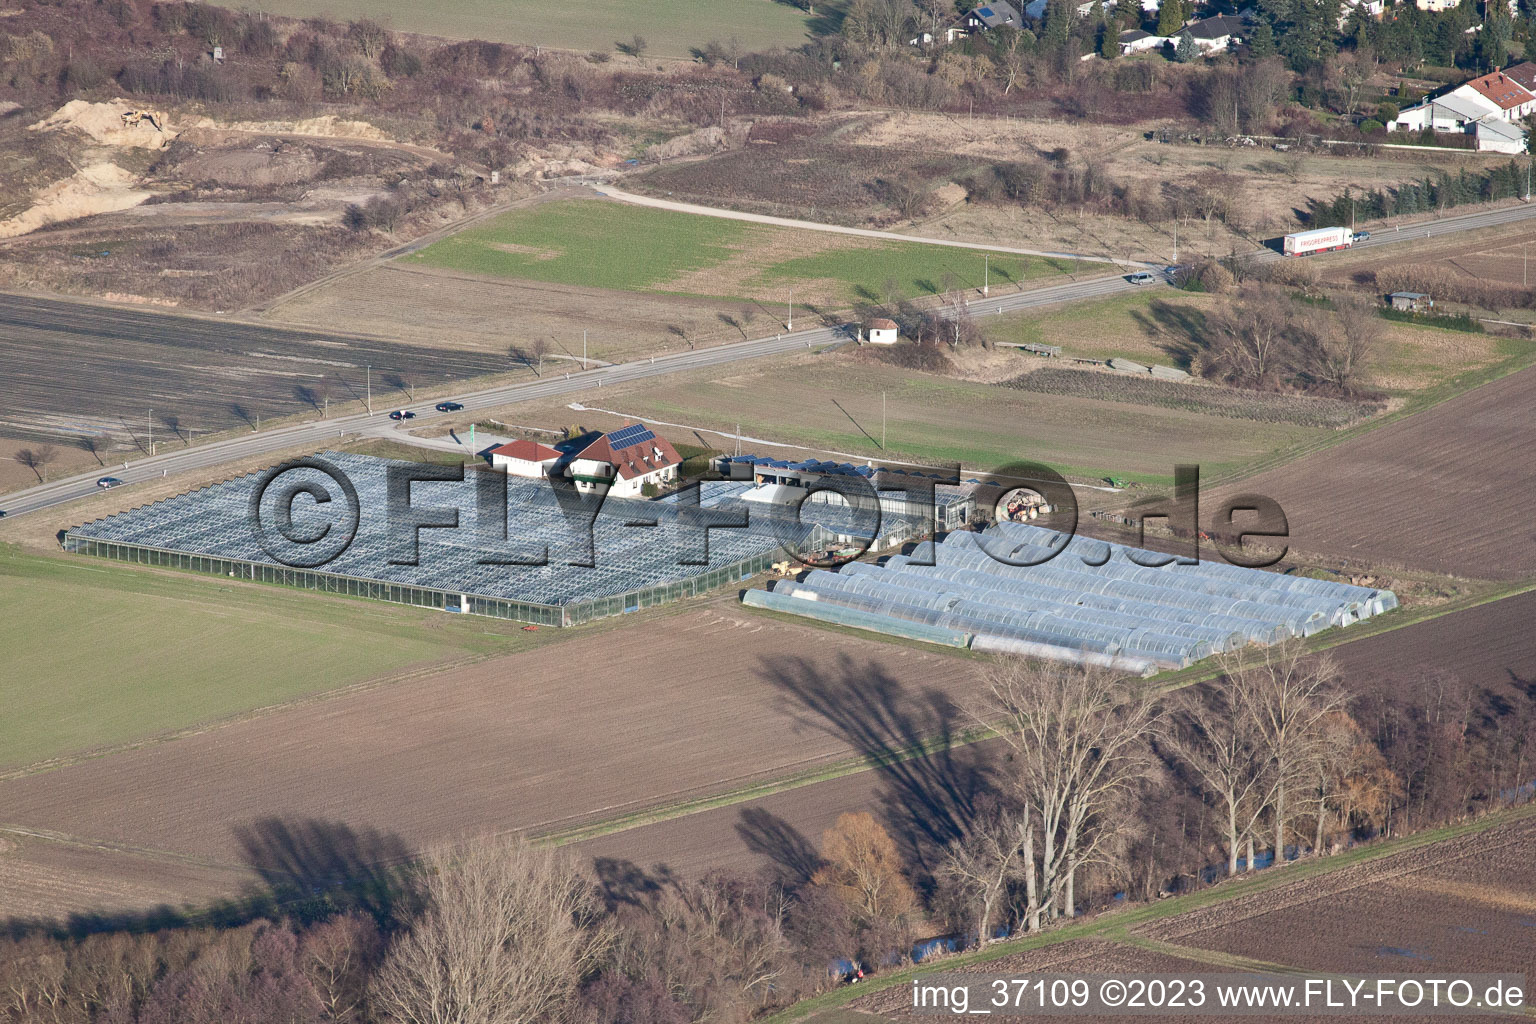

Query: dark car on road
left=435, top=401, right=464, bottom=412
left=388, top=410, right=416, bottom=421
left=97, top=477, right=124, bottom=489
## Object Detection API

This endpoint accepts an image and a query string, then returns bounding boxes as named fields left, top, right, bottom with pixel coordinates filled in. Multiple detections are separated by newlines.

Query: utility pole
left=735, top=422, right=741, bottom=456
left=787, top=289, right=793, bottom=332
left=1525, top=243, right=1529, bottom=289
left=983, top=253, right=989, bottom=297
left=366, top=365, right=372, bottom=414
left=881, top=391, right=887, bottom=450
left=148, top=409, right=153, bottom=456
left=583, top=329, right=587, bottom=367
left=1173, top=220, right=1178, bottom=264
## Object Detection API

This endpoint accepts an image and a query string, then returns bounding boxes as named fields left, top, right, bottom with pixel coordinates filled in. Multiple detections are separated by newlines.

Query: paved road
left=6, top=196, right=1535, bottom=519
left=0, top=272, right=1142, bottom=518
left=1247, top=198, right=1536, bottom=262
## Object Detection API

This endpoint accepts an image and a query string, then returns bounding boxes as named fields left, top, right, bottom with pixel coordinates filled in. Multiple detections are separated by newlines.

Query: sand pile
left=0, top=162, right=151, bottom=238
left=29, top=99, right=177, bottom=149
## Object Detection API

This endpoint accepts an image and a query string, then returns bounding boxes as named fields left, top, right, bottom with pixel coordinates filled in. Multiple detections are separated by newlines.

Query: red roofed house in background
left=567, top=422, right=682, bottom=497
left=488, top=438, right=562, bottom=478
left=1458, top=70, right=1536, bottom=120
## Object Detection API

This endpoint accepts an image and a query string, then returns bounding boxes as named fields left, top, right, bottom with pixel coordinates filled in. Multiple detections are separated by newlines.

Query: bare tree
left=14, top=445, right=57, bottom=483
left=530, top=337, right=551, bottom=377
left=371, top=837, right=607, bottom=1024
left=1229, top=639, right=1347, bottom=864
left=1301, top=294, right=1381, bottom=394
left=1205, top=285, right=1294, bottom=387
left=937, top=802, right=1031, bottom=948
left=1162, top=683, right=1275, bottom=876
left=301, top=912, right=382, bottom=1023
left=991, top=26, right=1027, bottom=94
left=974, top=659, right=1163, bottom=929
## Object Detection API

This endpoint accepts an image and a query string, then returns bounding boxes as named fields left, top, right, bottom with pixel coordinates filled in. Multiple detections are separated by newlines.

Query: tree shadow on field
left=735, top=807, right=825, bottom=885
left=756, top=654, right=996, bottom=882
left=233, top=817, right=419, bottom=925
left=592, top=857, right=675, bottom=910
left=0, top=817, right=418, bottom=940
left=1130, top=299, right=1209, bottom=371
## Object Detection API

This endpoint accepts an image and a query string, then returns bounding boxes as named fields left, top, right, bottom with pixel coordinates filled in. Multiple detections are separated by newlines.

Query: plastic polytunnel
left=760, top=523, right=1397, bottom=672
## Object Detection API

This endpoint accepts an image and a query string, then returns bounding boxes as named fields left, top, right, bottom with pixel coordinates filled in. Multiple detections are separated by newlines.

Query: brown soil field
left=1146, top=815, right=1536, bottom=978
left=1208, top=364, right=1536, bottom=579
left=0, top=831, right=250, bottom=924
left=1323, top=588, right=1536, bottom=699
left=576, top=589, right=1536, bottom=885
left=1322, top=221, right=1536, bottom=294
left=0, top=606, right=984, bottom=917
left=263, top=262, right=767, bottom=363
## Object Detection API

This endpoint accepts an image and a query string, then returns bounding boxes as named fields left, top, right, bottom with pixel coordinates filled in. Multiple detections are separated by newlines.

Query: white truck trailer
left=1283, top=226, right=1355, bottom=257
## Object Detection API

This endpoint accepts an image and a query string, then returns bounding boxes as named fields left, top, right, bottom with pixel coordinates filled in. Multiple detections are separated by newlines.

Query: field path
left=594, top=186, right=1149, bottom=268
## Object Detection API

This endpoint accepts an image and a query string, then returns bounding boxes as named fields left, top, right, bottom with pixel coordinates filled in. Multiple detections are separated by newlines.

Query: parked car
left=97, top=477, right=124, bottom=489
left=435, top=401, right=464, bottom=412
left=1127, top=271, right=1158, bottom=285
left=388, top=410, right=416, bottom=421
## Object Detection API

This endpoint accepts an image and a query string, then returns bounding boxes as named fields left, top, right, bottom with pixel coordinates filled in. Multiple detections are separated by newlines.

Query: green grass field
left=406, top=201, right=750, bottom=292
left=404, top=199, right=1073, bottom=308
left=758, top=244, right=1072, bottom=303
left=589, top=354, right=1331, bottom=485
left=0, top=546, right=548, bottom=770
left=243, top=0, right=838, bottom=57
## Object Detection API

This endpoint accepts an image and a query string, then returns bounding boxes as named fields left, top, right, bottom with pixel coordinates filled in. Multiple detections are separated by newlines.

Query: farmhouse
left=1500, top=60, right=1536, bottom=93
left=1389, top=64, right=1536, bottom=151
left=913, top=0, right=1022, bottom=43
left=487, top=438, right=562, bottom=478
left=1118, top=28, right=1168, bottom=54
left=1474, top=116, right=1528, bottom=154
left=1180, top=15, right=1245, bottom=52
left=1458, top=70, right=1536, bottom=120
left=1390, top=93, right=1531, bottom=152
left=567, top=422, right=682, bottom=497
left=866, top=317, right=900, bottom=344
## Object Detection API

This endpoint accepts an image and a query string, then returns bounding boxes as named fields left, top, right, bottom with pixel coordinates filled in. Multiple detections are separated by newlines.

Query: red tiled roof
left=867, top=318, right=899, bottom=330
left=488, top=439, right=561, bottom=462
left=575, top=424, right=682, bottom=481
left=1463, top=71, right=1535, bottom=111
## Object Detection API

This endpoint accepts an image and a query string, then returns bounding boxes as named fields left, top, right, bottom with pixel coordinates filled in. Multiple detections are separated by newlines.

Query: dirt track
left=1209, top=364, right=1536, bottom=579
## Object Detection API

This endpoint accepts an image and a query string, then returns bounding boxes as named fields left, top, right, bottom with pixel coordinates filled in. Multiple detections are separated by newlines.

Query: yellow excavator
left=120, top=110, right=167, bottom=132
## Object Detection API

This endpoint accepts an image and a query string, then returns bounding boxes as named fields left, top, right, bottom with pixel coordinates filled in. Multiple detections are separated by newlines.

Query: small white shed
left=866, top=318, right=900, bottom=345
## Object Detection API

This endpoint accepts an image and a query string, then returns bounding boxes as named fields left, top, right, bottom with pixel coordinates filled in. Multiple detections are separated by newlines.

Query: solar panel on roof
left=607, top=424, right=657, bottom=450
